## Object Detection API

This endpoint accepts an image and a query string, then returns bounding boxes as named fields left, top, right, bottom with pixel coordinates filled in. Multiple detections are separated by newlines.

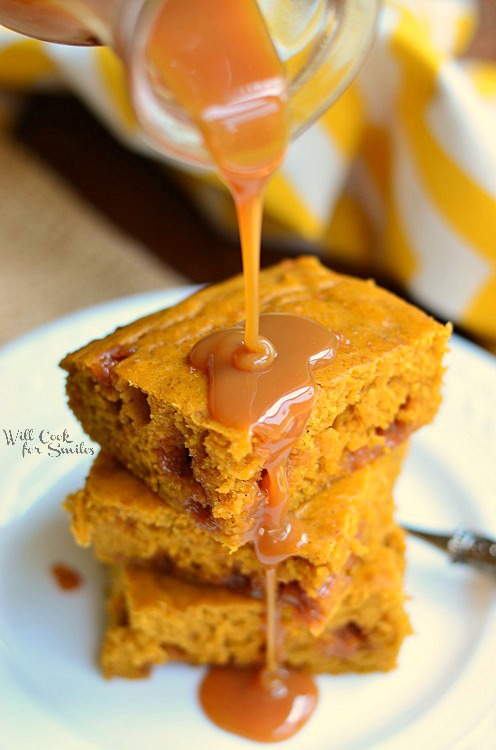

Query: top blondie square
left=61, top=258, right=450, bottom=547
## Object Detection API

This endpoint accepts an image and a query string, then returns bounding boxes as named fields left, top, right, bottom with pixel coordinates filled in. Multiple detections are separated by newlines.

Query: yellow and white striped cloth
left=1, top=0, right=495, bottom=345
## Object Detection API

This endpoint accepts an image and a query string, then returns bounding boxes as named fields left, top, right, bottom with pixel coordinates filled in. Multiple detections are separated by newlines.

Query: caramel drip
left=191, top=313, right=338, bottom=567
left=265, top=567, right=279, bottom=674
left=200, top=666, right=318, bottom=744
left=234, top=182, right=265, bottom=352
left=191, top=314, right=337, bottom=738
left=147, top=0, right=332, bottom=741
left=51, top=563, right=82, bottom=591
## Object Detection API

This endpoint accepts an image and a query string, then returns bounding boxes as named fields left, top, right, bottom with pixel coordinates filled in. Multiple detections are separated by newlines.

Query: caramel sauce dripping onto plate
left=191, top=315, right=337, bottom=741
left=200, top=665, right=318, bottom=744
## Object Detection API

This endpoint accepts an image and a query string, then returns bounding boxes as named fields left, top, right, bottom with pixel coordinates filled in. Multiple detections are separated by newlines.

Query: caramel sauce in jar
left=147, top=0, right=289, bottom=352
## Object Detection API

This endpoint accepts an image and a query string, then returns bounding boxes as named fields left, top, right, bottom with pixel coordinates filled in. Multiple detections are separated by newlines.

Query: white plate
left=1, top=287, right=495, bottom=750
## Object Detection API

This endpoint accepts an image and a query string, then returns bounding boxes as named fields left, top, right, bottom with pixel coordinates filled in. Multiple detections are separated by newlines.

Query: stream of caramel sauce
left=147, top=0, right=288, bottom=352
left=149, top=0, right=338, bottom=741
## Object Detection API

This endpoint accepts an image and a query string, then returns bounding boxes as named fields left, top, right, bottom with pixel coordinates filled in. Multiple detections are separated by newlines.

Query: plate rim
left=1, top=286, right=495, bottom=750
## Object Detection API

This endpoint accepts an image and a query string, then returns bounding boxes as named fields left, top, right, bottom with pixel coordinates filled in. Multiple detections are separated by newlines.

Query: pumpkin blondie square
left=100, top=531, right=411, bottom=679
left=65, top=445, right=408, bottom=630
left=61, top=257, right=450, bottom=549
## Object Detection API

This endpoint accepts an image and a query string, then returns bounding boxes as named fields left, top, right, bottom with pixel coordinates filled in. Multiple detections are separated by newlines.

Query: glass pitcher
left=0, top=0, right=380, bottom=168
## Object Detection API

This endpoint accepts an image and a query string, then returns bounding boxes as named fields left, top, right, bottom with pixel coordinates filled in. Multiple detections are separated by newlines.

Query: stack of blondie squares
left=61, top=258, right=449, bottom=678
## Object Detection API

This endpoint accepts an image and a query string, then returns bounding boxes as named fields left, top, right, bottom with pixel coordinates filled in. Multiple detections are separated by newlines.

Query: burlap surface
left=0, top=131, right=185, bottom=346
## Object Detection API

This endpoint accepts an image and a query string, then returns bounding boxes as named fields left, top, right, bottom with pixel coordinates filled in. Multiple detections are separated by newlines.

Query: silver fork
left=403, top=524, right=496, bottom=576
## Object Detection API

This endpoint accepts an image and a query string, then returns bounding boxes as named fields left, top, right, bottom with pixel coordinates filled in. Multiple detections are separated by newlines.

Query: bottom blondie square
left=66, top=445, right=408, bottom=627
left=100, top=530, right=411, bottom=679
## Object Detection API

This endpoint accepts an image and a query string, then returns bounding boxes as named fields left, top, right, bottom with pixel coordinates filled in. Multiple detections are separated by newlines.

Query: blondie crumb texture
left=61, top=258, right=450, bottom=547
left=100, top=532, right=411, bottom=679
left=66, top=446, right=407, bottom=619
